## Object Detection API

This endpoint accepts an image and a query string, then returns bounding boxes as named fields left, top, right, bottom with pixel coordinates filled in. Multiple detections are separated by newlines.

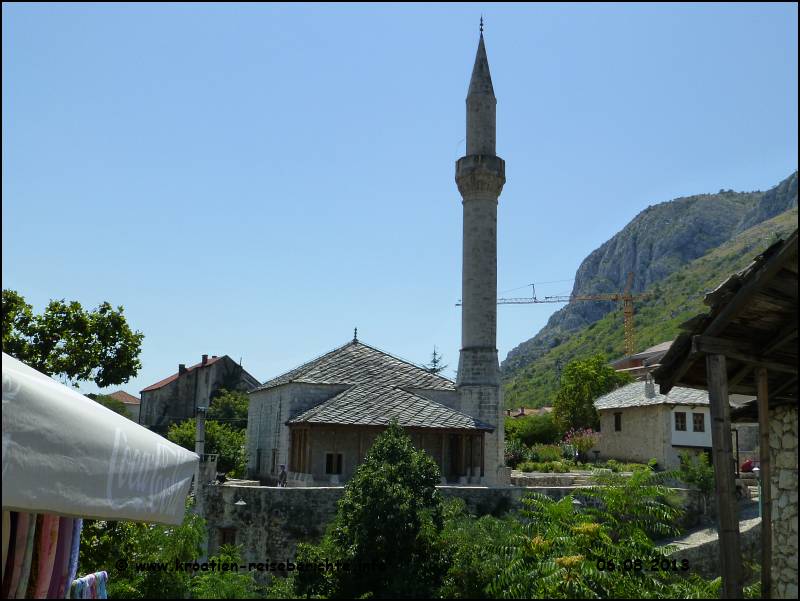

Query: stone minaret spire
left=455, top=26, right=508, bottom=485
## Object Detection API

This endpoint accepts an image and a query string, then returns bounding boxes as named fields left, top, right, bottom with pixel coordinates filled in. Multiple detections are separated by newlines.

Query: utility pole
left=195, top=406, right=207, bottom=489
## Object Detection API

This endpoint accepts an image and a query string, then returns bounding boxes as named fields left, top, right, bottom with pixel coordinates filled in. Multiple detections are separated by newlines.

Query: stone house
left=611, top=340, right=673, bottom=380
left=246, top=338, right=494, bottom=485
left=594, top=378, right=712, bottom=469
left=107, top=390, right=141, bottom=422
left=139, top=354, right=260, bottom=432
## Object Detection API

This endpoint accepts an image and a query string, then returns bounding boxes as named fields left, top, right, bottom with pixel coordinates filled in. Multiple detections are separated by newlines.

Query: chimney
left=645, top=374, right=656, bottom=398
left=202, top=354, right=208, bottom=366
left=178, top=364, right=187, bottom=375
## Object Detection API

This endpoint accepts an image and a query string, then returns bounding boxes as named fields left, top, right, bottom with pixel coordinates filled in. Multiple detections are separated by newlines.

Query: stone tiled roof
left=257, top=340, right=490, bottom=431
left=289, top=383, right=493, bottom=430
left=253, top=340, right=455, bottom=392
left=595, top=381, right=709, bottom=411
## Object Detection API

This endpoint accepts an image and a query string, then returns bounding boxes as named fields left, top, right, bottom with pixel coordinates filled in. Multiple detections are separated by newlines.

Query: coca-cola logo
left=106, top=427, right=187, bottom=516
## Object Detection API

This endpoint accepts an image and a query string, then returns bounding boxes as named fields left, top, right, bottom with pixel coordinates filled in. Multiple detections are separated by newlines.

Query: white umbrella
left=2, top=352, right=198, bottom=525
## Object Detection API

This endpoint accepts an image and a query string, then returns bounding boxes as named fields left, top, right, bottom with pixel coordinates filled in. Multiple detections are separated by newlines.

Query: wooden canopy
left=655, top=229, right=798, bottom=404
left=654, top=228, right=798, bottom=599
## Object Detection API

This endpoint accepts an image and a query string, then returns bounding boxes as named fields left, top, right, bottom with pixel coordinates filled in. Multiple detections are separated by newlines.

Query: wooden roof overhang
left=654, top=229, right=798, bottom=405
left=652, top=228, right=797, bottom=600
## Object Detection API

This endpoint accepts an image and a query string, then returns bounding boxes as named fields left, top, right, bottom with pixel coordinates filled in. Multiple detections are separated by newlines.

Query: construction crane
left=456, top=272, right=650, bottom=356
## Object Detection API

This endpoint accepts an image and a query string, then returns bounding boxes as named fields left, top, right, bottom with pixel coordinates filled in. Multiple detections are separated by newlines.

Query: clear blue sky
left=3, top=2, right=797, bottom=395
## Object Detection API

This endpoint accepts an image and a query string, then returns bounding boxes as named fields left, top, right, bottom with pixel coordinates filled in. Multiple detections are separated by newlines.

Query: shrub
left=516, top=460, right=569, bottom=473
left=505, top=413, right=560, bottom=446
left=563, top=427, right=600, bottom=458
left=504, top=437, right=528, bottom=468
left=678, top=451, right=714, bottom=497
left=531, top=444, right=562, bottom=463
left=439, top=469, right=720, bottom=599
left=190, top=545, right=258, bottom=599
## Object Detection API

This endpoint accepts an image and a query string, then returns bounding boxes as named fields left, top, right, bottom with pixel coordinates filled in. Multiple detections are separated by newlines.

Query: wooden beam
left=729, top=322, right=798, bottom=387
left=770, top=376, right=797, bottom=400
left=692, top=336, right=798, bottom=374
left=704, top=232, right=798, bottom=337
left=757, top=368, right=772, bottom=599
left=707, top=354, right=743, bottom=599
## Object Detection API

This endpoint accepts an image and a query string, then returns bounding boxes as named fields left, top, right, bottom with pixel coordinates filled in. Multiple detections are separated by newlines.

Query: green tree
left=167, top=419, right=247, bottom=477
left=505, top=412, right=560, bottom=447
left=294, top=421, right=448, bottom=599
left=425, top=346, right=449, bottom=375
left=552, top=354, right=631, bottom=433
left=208, top=389, right=249, bottom=431
left=86, top=393, right=130, bottom=417
left=1, top=289, right=144, bottom=387
left=190, top=545, right=258, bottom=599
left=79, top=500, right=206, bottom=599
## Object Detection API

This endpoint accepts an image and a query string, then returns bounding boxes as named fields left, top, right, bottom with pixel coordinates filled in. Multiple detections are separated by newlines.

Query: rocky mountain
left=501, top=171, right=798, bottom=389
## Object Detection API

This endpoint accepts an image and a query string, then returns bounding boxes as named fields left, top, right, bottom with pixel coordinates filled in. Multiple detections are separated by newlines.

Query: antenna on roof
left=480, top=15, right=484, bottom=34
left=353, top=327, right=358, bottom=342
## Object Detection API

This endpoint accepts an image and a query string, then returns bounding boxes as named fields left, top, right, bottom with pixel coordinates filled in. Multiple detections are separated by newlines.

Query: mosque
left=245, top=26, right=510, bottom=486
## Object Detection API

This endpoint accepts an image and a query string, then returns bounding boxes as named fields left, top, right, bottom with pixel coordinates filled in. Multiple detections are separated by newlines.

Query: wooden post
left=440, top=433, right=447, bottom=479
left=757, top=368, right=772, bottom=599
left=460, top=434, right=467, bottom=477
left=480, top=434, right=485, bottom=477
left=305, top=428, right=312, bottom=475
left=707, top=353, right=743, bottom=599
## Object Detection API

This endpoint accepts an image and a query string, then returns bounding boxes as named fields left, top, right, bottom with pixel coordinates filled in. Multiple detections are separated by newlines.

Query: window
left=614, top=413, right=622, bottom=432
left=219, top=527, right=237, bottom=546
left=675, top=412, right=687, bottom=431
left=693, top=413, right=705, bottom=432
left=325, top=453, right=343, bottom=475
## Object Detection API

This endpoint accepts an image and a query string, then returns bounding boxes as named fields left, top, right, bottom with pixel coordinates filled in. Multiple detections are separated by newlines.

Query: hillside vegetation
left=503, top=206, right=798, bottom=408
left=502, top=171, right=798, bottom=379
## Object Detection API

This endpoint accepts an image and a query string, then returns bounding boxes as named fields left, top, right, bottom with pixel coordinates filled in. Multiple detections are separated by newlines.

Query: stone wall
left=201, top=480, right=708, bottom=584
left=246, top=383, right=349, bottom=480
left=664, top=516, right=761, bottom=581
left=769, top=404, right=798, bottom=599
left=597, top=405, right=671, bottom=467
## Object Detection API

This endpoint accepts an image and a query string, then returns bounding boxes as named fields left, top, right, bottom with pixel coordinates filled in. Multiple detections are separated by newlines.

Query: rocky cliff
left=501, top=171, right=798, bottom=381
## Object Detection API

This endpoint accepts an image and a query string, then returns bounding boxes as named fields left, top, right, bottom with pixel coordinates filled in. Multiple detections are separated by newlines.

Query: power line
left=499, top=278, right=574, bottom=294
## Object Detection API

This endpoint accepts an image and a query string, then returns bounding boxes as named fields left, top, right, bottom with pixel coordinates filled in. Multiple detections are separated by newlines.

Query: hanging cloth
left=1, top=510, right=10, bottom=583
left=3, top=512, right=30, bottom=598
left=32, top=513, right=60, bottom=598
left=1, top=511, right=18, bottom=596
left=66, top=518, right=83, bottom=592
left=70, top=571, right=108, bottom=599
left=14, top=512, right=37, bottom=599
left=48, top=517, right=74, bottom=598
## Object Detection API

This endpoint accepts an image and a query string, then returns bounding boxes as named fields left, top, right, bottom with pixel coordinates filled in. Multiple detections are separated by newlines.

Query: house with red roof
left=107, top=390, right=141, bottom=422
left=139, top=354, right=260, bottom=432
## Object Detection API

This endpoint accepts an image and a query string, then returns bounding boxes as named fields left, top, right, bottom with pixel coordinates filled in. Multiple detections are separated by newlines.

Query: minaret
left=455, top=23, right=509, bottom=485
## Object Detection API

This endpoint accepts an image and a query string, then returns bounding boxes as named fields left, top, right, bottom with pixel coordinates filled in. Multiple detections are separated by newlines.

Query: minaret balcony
left=455, top=154, right=506, bottom=198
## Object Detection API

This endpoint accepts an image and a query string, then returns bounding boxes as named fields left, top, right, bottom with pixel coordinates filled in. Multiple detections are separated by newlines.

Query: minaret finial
left=480, top=15, right=484, bottom=34
left=353, top=327, right=358, bottom=342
